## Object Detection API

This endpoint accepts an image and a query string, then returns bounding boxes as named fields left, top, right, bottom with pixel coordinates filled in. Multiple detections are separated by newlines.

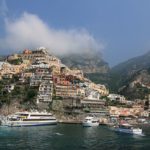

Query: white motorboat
left=3, top=111, right=57, bottom=127
left=82, top=116, right=99, bottom=127
left=113, top=123, right=143, bottom=135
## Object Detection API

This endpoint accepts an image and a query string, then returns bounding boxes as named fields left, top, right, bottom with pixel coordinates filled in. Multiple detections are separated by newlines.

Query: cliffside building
left=37, top=80, right=53, bottom=103
left=0, top=62, right=27, bottom=78
left=55, top=84, right=78, bottom=98
left=19, top=47, right=61, bottom=72
left=30, top=68, right=52, bottom=87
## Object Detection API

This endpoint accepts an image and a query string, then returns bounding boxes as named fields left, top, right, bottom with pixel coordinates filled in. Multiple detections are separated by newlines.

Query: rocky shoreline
left=0, top=102, right=149, bottom=126
left=53, top=111, right=85, bottom=124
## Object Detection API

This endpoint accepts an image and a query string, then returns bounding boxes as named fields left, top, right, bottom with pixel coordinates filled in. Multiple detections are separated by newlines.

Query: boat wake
left=54, top=132, right=63, bottom=136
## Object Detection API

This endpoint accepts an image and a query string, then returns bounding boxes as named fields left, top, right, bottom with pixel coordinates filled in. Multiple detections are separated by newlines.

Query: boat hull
left=114, top=128, right=142, bottom=135
left=82, top=122, right=99, bottom=127
left=6, top=120, right=57, bottom=127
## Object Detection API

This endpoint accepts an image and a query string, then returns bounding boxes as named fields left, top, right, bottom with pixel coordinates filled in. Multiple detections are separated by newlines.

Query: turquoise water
left=0, top=124, right=150, bottom=150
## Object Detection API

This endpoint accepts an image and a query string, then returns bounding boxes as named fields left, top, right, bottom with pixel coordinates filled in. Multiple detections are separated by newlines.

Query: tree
left=144, top=100, right=149, bottom=110
left=8, top=58, right=23, bottom=65
left=26, top=89, right=37, bottom=101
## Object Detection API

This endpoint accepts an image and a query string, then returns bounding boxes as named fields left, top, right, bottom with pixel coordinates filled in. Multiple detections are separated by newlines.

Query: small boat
left=82, top=116, right=99, bottom=127
left=113, top=123, right=143, bottom=135
left=2, top=111, right=57, bottom=127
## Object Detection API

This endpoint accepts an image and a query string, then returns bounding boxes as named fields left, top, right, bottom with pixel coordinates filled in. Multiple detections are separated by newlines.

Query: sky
left=0, top=0, right=150, bottom=66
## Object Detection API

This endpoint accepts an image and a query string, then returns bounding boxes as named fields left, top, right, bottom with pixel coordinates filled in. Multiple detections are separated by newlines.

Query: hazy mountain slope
left=109, top=51, right=150, bottom=99
left=61, top=51, right=110, bottom=74
left=82, top=51, right=150, bottom=99
left=118, top=69, right=150, bottom=100
left=111, top=51, right=150, bottom=76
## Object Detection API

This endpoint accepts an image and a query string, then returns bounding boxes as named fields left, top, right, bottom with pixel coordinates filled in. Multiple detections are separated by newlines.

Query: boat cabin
left=119, top=123, right=133, bottom=129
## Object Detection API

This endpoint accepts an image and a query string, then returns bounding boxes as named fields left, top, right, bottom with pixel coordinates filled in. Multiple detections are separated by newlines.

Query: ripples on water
left=0, top=124, right=150, bottom=150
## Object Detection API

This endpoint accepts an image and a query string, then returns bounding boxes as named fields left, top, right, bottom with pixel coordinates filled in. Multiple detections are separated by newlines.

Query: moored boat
left=3, top=111, right=57, bottom=127
left=113, top=123, right=143, bottom=135
left=82, top=116, right=99, bottom=127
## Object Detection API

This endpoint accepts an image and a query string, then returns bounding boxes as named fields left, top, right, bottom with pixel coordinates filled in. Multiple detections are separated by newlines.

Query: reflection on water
left=0, top=124, right=150, bottom=150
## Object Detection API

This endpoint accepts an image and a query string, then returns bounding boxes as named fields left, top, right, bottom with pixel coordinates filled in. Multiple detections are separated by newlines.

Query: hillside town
left=0, top=47, right=150, bottom=123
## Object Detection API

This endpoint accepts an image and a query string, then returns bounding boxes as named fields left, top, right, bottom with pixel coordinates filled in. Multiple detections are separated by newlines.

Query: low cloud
left=0, top=12, right=104, bottom=56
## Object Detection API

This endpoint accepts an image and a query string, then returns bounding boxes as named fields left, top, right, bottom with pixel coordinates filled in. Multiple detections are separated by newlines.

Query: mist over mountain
left=61, top=51, right=110, bottom=74
left=0, top=12, right=104, bottom=57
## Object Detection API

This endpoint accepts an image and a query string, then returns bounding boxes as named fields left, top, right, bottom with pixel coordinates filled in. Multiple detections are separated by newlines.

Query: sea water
left=0, top=124, right=150, bottom=150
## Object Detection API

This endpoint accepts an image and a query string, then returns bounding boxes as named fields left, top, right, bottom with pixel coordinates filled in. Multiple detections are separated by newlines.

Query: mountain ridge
left=108, top=51, right=150, bottom=99
left=111, top=50, right=150, bottom=75
left=61, top=51, right=110, bottom=74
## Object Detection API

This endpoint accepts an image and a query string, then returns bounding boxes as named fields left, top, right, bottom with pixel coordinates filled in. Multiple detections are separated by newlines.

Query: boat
left=82, top=116, right=99, bottom=127
left=3, top=111, right=57, bottom=127
left=113, top=123, right=143, bottom=135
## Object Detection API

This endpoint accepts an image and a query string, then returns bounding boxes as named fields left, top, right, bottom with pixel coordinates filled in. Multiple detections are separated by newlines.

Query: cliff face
left=108, top=51, right=150, bottom=99
left=118, top=69, right=150, bottom=100
left=61, top=51, right=110, bottom=74
left=111, top=51, right=150, bottom=77
left=80, top=50, right=150, bottom=100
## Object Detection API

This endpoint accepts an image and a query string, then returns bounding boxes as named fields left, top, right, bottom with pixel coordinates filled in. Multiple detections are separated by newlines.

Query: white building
left=37, top=81, right=53, bottom=103
left=0, top=62, right=5, bottom=70
left=85, top=89, right=100, bottom=100
left=30, top=73, right=43, bottom=86
left=4, top=84, right=15, bottom=92
left=30, top=62, right=49, bottom=69
left=108, top=94, right=126, bottom=103
left=30, top=68, right=51, bottom=86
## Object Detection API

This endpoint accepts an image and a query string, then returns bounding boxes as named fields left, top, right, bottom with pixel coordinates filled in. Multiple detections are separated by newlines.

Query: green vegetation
left=83, top=107, right=90, bottom=113
left=105, top=99, right=132, bottom=108
left=0, top=75, right=39, bottom=110
left=25, top=89, right=37, bottom=101
left=52, top=96, right=63, bottom=100
left=87, top=54, right=150, bottom=100
left=85, top=73, right=108, bottom=84
left=147, top=67, right=150, bottom=74
left=144, top=100, right=149, bottom=110
left=119, top=83, right=150, bottom=100
left=85, top=72, right=122, bottom=92
left=8, top=58, right=23, bottom=65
